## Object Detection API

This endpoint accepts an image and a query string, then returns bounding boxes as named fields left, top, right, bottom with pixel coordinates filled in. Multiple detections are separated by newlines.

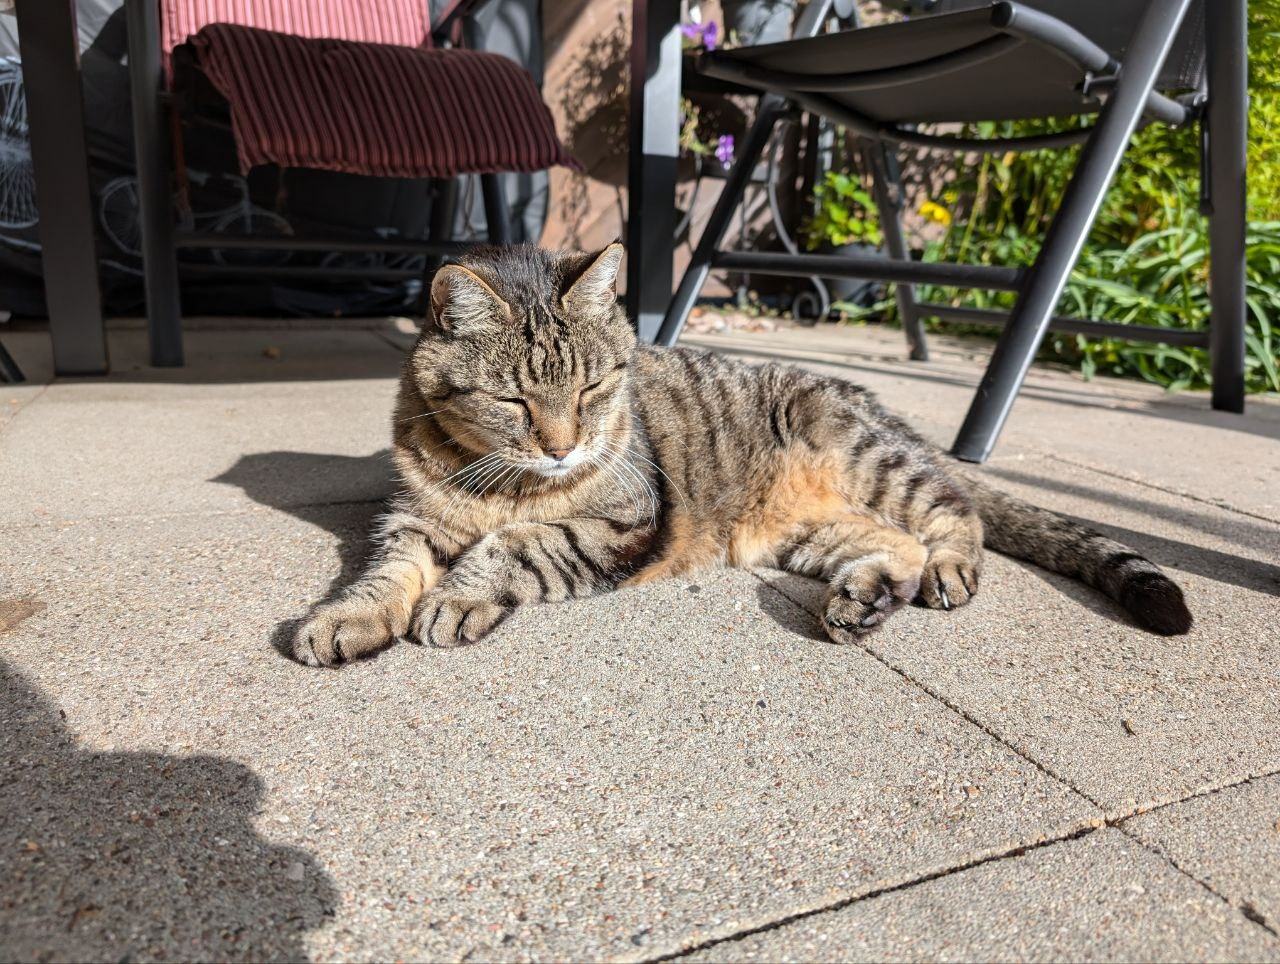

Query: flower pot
left=822, top=242, right=885, bottom=306
left=720, top=0, right=797, bottom=46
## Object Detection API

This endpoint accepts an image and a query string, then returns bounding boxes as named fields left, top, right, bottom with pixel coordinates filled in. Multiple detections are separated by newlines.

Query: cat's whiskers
left=596, top=442, right=657, bottom=526
left=397, top=407, right=450, bottom=423
left=591, top=451, right=641, bottom=522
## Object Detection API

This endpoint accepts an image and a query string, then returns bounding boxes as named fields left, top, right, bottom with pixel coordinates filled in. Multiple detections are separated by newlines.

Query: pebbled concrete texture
left=1123, top=774, right=1280, bottom=933
left=685, top=828, right=1279, bottom=963
left=0, top=511, right=1089, bottom=961
left=3, top=321, right=1279, bottom=960
left=760, top=448, right=1280, bottom=815
left=0, top=328, right=403, bottom=527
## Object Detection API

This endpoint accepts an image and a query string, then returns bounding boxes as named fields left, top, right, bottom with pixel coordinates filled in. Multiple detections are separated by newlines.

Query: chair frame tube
left=1206, top=0, right=1248, bottom=413
left=126, top=0, right=184, bottom=367
left=950, top=0, right=1196, bottom=461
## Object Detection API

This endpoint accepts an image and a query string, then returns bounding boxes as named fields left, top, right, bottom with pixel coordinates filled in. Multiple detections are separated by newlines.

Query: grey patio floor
left=1, top=318, right=1278, bottom=962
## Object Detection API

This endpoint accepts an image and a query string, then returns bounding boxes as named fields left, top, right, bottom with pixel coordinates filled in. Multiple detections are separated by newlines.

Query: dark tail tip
left=1121, top=571, right=1193, bottom=636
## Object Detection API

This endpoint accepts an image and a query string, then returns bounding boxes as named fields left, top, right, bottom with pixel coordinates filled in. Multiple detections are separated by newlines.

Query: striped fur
left=292, top=244, right=1191, bottom=666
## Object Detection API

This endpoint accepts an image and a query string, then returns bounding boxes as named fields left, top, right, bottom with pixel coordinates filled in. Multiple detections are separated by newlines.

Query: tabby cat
left=292, top=243, right=1191, bottom=666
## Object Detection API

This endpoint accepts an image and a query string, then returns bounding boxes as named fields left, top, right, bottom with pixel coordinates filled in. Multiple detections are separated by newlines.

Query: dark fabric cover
left=714, top=8, right=1097, bottom=123
left=186, top=23, right=577, bottom=178
left=922, top=0, right=1207, bottom=89
left=713, top=1, right=1205, bottom=125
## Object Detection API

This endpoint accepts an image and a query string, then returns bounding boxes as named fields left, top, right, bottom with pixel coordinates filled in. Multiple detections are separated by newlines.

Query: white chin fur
left=531, top=450, right=587, bottom=478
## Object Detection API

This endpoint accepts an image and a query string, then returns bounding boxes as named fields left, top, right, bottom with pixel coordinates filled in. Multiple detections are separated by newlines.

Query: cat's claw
left=919, top=554, right=980, bottom=611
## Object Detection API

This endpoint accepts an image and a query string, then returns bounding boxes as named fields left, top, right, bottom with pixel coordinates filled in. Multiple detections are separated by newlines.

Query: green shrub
left=838, top=1, right=1280, bottom=394
left=804, top=171, right=883, bottom=249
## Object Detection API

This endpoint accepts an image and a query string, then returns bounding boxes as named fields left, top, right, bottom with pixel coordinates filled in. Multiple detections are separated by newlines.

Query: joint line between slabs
left=642, top=825, right=1100, bottom=963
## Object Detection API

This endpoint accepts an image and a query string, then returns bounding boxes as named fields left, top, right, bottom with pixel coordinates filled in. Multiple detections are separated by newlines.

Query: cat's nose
left=546, top=446, right=575, bottom=461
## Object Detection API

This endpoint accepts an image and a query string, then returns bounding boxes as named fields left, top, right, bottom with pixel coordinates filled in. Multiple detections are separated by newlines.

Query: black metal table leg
left=950, top=0, right=1195, bottom=464
left=126, top=0, right=184, bottom=367
left=1207, top=0, right=1248, bottom=413
left=15, top=0, right=108, bottom=375
left=864, top=141, right=928, bottom=362
left=480, top=173, right=513, bottom=246
left=626, top=0, right=681, bottom=344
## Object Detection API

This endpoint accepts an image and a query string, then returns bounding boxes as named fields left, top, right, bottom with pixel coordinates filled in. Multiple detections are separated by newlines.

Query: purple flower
left=680, top=20, right=719, bottom=50
left=715, top=134, right=735, bottom=166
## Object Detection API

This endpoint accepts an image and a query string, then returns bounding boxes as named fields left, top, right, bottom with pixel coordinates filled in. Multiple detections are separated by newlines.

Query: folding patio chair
left=124, top=0, right=576, bottom=368
left=657, top=0, right=1247, bottom=463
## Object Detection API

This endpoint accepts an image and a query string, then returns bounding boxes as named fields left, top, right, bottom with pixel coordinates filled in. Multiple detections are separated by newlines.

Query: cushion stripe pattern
left=187, top=23, right=578, bottom=178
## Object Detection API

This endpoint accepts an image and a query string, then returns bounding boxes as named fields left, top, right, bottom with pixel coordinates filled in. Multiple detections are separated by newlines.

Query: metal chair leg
left=1207, top=0, right=1248, bottom=413
left=655, top=94, right=787, bottom=347
left=0, top=340, right=24, bottom=383
left=15, top=0, right=108, bottom=375
left=126, top=0, right=183, bottom=367
left=480, top=173, right=512, bottom=246
left=950, top=0, right=1195, bottom=464
left=864, top=141, right=927, bottom=361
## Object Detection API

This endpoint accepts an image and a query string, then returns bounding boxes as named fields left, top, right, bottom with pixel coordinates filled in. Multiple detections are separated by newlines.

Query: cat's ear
left=430, top=264, right=511, bottom=334
left=562, top=242, right=624, bottom=318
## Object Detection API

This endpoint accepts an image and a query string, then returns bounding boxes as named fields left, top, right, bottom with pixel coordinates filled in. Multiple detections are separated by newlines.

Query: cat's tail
left=963, top=474, right=1192, bottom=636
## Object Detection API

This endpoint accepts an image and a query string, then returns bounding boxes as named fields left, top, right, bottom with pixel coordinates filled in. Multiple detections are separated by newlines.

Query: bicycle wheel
left=210, top=206, right=294, bottom=267
left=0, top=59, right=39, bottom=231
left=98, top=176, right=143, bottom=256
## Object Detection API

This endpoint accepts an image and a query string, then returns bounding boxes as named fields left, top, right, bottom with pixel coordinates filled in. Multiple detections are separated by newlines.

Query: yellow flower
left=919, top=201, right=952, bottom=226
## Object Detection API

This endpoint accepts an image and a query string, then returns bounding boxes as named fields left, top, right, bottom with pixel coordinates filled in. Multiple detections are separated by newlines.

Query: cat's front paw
left=411, top=590, right=509, bottom=648
left=823, top=556, right=922, bottom=643
left=292, top=600, right=398, bottom=667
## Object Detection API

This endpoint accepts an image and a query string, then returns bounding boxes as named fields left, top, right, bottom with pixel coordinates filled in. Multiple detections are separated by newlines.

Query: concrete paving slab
left=760, top=452, right=1280, bottom=815
left=0, top=329, right=405, bottom=527
left=684, top=828, right=1278, bottom=962
left=1124, top=774, right=1280, bottom=932
left=0, top=382, right=47, bottom=432
left=0, top=324, right=407, bottom=387
left=688, top=325, right=1280, bottom=522
left=1, top=507, right=1090, bottom=962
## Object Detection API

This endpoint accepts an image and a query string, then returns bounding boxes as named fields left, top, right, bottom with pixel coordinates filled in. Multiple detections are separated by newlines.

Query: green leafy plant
left=802, top=170, right=883, bottom=249
left=882, top=0, right=1280, bottom=395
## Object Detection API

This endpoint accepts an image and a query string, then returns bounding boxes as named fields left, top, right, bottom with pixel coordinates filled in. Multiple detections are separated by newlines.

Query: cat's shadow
left=213, top=450, right=394, bottom=660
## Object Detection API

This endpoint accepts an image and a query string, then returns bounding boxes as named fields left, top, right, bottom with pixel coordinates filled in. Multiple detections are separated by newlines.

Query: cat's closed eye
left=582, top=363, right=628, bottom=395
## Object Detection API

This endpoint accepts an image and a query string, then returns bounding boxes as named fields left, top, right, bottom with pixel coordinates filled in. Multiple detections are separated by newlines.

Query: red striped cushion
left=161, top=0, right=432, bottom=60
left=187, top=24, right=577, bottom=179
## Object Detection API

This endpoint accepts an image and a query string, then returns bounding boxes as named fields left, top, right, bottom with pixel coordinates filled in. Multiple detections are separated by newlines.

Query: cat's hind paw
left=822, top=556, right=922, bottom=643
left=918, top=552, right=980, bottom=611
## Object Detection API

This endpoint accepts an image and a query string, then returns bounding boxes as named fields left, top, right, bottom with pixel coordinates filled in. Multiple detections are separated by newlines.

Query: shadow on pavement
left=987, top=466, right=1280, bottom=597
left=0, top=658, right=338, bottom=962
left=212, top=450, right=390, bottom=658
